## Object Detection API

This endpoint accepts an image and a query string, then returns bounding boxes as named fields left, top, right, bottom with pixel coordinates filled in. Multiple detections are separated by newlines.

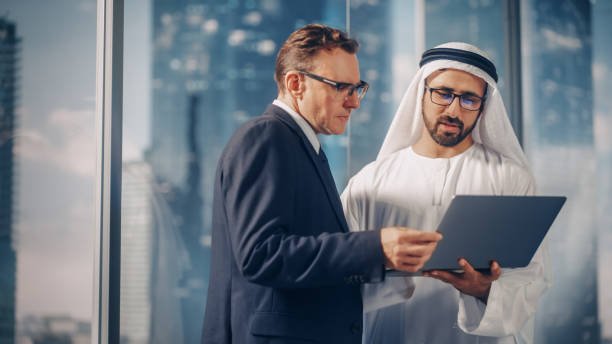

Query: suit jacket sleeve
left=220, top=120, right=384, bottom=288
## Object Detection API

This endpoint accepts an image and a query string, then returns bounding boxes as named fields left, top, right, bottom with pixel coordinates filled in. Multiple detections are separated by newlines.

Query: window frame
left=93, top=0, right=123, bottom=343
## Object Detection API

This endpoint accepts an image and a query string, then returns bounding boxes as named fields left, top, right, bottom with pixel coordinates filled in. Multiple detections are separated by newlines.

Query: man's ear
left=285, top=71, right=304, bottom=99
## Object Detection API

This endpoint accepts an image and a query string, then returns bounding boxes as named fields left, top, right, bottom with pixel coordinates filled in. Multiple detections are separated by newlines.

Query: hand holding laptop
left=423, top=258, right=502, bottom=303
left=381, top=227, right=443, bottom=272
left=386, top=195, right=566, bottom=277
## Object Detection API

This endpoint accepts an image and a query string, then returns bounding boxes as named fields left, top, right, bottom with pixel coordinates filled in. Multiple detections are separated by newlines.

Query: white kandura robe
left=341, top=143, right=551, bottom=344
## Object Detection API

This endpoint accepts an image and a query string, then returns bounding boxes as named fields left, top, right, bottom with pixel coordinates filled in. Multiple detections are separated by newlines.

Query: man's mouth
left=437, top=116, right=463, bottom=133
left=438, top=121, right=460, bottom=132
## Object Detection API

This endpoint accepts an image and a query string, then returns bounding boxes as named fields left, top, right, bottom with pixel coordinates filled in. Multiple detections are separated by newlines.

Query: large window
left=0, top=1, right=97, bottom=343
left=121, top=1, right=346, bottom=342
left=521, top=0, right=600, bottom=342
left=1, top=0, right=611, bottom=343
left=594, top=1, right=612, bottom=341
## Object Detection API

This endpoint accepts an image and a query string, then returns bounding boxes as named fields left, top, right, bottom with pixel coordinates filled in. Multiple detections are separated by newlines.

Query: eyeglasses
left=297, top=71, right=369, bottom=100
left=424, top=85, right=484, bottom=111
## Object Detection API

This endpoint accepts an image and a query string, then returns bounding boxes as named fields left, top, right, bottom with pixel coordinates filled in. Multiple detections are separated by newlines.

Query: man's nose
left=445, top=96, right=462, bottom=116
left=344, top=91, right=360, bottom=108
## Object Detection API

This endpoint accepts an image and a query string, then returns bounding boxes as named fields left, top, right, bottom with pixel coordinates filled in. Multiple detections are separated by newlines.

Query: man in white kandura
left=341, top=42, right=551, bottom=344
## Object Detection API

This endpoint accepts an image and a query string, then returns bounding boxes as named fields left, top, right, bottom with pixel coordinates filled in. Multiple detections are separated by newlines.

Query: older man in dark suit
left=201, top=24, right=442, bottom=344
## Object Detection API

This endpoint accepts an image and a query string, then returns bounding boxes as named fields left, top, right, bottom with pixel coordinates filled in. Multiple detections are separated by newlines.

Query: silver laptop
left=388, top=195, right=566, bottom=276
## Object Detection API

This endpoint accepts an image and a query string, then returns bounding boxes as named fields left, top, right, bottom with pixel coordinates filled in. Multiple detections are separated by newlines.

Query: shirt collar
left=273, top=99, right=321, bottom=154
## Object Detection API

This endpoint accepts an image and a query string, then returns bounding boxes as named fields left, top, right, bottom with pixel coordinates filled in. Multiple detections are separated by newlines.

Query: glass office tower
left=139, top=1, right=340, bottom=342
left=0, top=17, right=18, bottom=344
left=522, top=0, right=600, bottom=342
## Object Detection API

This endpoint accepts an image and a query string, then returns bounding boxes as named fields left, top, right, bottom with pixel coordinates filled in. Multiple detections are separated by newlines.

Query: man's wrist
left=477, top=287, right=491, bottom=304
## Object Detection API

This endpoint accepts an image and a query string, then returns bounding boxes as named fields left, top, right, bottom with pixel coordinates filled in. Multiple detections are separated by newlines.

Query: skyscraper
left=120, top=161, right=155, bottom=344
left=343, top=1, right=393, bottom=180
left=0, top=17, right=18, bottom=344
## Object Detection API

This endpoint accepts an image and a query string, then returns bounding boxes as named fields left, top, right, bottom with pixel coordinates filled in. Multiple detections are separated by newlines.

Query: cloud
left=13, top=111, right=97, bottom=321
left=123, top=137, right=144, bottom=162
left=392, top=53, right=418, bottom=105
left=541, top=28, right=582, bottom=51
left=595, top=111, right=612, bottom=153
left=79, top=0, right=96, bottom=13
left=14, top=108, right=96, bottom=178
left=16, top=218, right=94, bottom=320
left=593, top=61, right=608, bottom=84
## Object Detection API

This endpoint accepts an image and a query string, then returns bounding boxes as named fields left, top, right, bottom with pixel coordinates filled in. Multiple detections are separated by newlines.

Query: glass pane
left=122, top=1, right=346, bottom=342
left=594, top=1, right=612, bottom=341
left=425, top=0, right=507, bottom=99
left=344, top=0, right=421, bottom=181
left=521, top=0, right=600, bottom=342
left=346, top=0, right=508, bottom=180
left=0, top=1, right=97, bottom=343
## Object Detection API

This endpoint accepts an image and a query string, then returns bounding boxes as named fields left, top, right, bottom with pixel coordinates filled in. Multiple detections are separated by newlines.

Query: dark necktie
left=318, top=148, right=333, bottom=184
left=318, top=148, right=343, bottom=216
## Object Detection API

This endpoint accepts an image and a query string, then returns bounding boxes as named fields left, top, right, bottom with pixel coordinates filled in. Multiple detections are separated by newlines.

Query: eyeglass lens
left=431, top=89, right=481, bottom=110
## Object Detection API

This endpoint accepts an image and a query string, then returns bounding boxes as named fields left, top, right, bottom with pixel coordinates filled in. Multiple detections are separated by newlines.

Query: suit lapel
left=266, top=105, right=349, bottom=233
left=316, top=149, right=350, bottom=232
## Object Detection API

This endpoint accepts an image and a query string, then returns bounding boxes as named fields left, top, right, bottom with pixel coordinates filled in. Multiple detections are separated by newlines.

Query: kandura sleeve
left=457, top=165, right=552, bottom=338
left=341, top=167, right=416, bottom=313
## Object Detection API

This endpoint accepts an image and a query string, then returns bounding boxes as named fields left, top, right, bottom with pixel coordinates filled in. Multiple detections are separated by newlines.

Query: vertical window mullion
left=94, top=0, right=124, bottom=343
left=503, top=0, right=523, bottom=145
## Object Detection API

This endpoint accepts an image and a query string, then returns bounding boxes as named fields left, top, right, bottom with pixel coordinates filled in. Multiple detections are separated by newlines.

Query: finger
left=426, top=270, right=460, bottom=284
left=397, top=256, right=427, bottom=266
left=489, top=261, right=502, bottom=280
left=398, top=243, right=437, bottom=257
left=458, top=258, right=477, bottom=276
left=401, top=230, right=443, bottom=243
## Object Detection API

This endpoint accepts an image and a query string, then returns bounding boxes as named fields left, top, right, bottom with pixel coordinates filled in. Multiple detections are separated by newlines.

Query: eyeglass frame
left=296, top=70, right=369, bottom=100
left=424, top=84, right=486, bottom=111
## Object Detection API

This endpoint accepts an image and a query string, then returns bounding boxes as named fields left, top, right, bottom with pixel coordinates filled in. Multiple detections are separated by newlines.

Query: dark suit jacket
left=202, top=104, right=384, bottom=343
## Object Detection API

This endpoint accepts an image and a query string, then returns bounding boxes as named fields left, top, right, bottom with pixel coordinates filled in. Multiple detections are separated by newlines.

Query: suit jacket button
left=350, top=321, right=362, bottom=334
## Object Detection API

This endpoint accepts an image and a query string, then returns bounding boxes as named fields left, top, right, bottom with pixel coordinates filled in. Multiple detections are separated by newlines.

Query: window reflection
left=521, top=1, right=600, bottom=342
left=594, top=1, right=612, bottom=341
left=0, top=1, right=97, bottom=343
left=123, top=1, right=346, bottom=342
left=343, top=0, right=403, bottom=183
left=92, top=0, right=612, bottom=342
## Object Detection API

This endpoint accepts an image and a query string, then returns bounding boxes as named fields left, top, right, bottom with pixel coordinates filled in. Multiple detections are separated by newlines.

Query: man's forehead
left=311, top=48, right=360, bottom=82
left=426, top=68, right=486, bottom=93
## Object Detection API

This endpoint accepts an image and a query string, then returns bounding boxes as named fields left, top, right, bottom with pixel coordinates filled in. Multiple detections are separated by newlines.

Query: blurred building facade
left=0, top=17, right=18, bottom=344
left=120, top=162, right=155, bottom=344
left=19, top=315, right=90, bottom=344
left=145, top=1, right=339, bottom=342
left=522, top=0, right=599, bottom=342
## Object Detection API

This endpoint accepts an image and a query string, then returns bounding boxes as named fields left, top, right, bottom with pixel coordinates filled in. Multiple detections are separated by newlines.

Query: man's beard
left=423, top=112, right=479, bottom=147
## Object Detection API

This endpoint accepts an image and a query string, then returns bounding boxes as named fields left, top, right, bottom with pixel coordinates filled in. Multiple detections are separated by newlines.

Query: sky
left=2, top=0, right=150, bottom=322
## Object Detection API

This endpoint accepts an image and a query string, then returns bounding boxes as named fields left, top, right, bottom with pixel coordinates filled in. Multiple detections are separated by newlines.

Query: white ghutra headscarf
left=377, top=42, right=530, bottom=172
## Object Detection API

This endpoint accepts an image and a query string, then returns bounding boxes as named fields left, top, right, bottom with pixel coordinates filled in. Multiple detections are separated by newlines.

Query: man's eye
left=435, top=90, right=452, bottom=99
left=462, top=98, right=475, bottom=106
left=336, top=84, right=351, bottom=91
left=462, top=96, right=479, bottom=105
